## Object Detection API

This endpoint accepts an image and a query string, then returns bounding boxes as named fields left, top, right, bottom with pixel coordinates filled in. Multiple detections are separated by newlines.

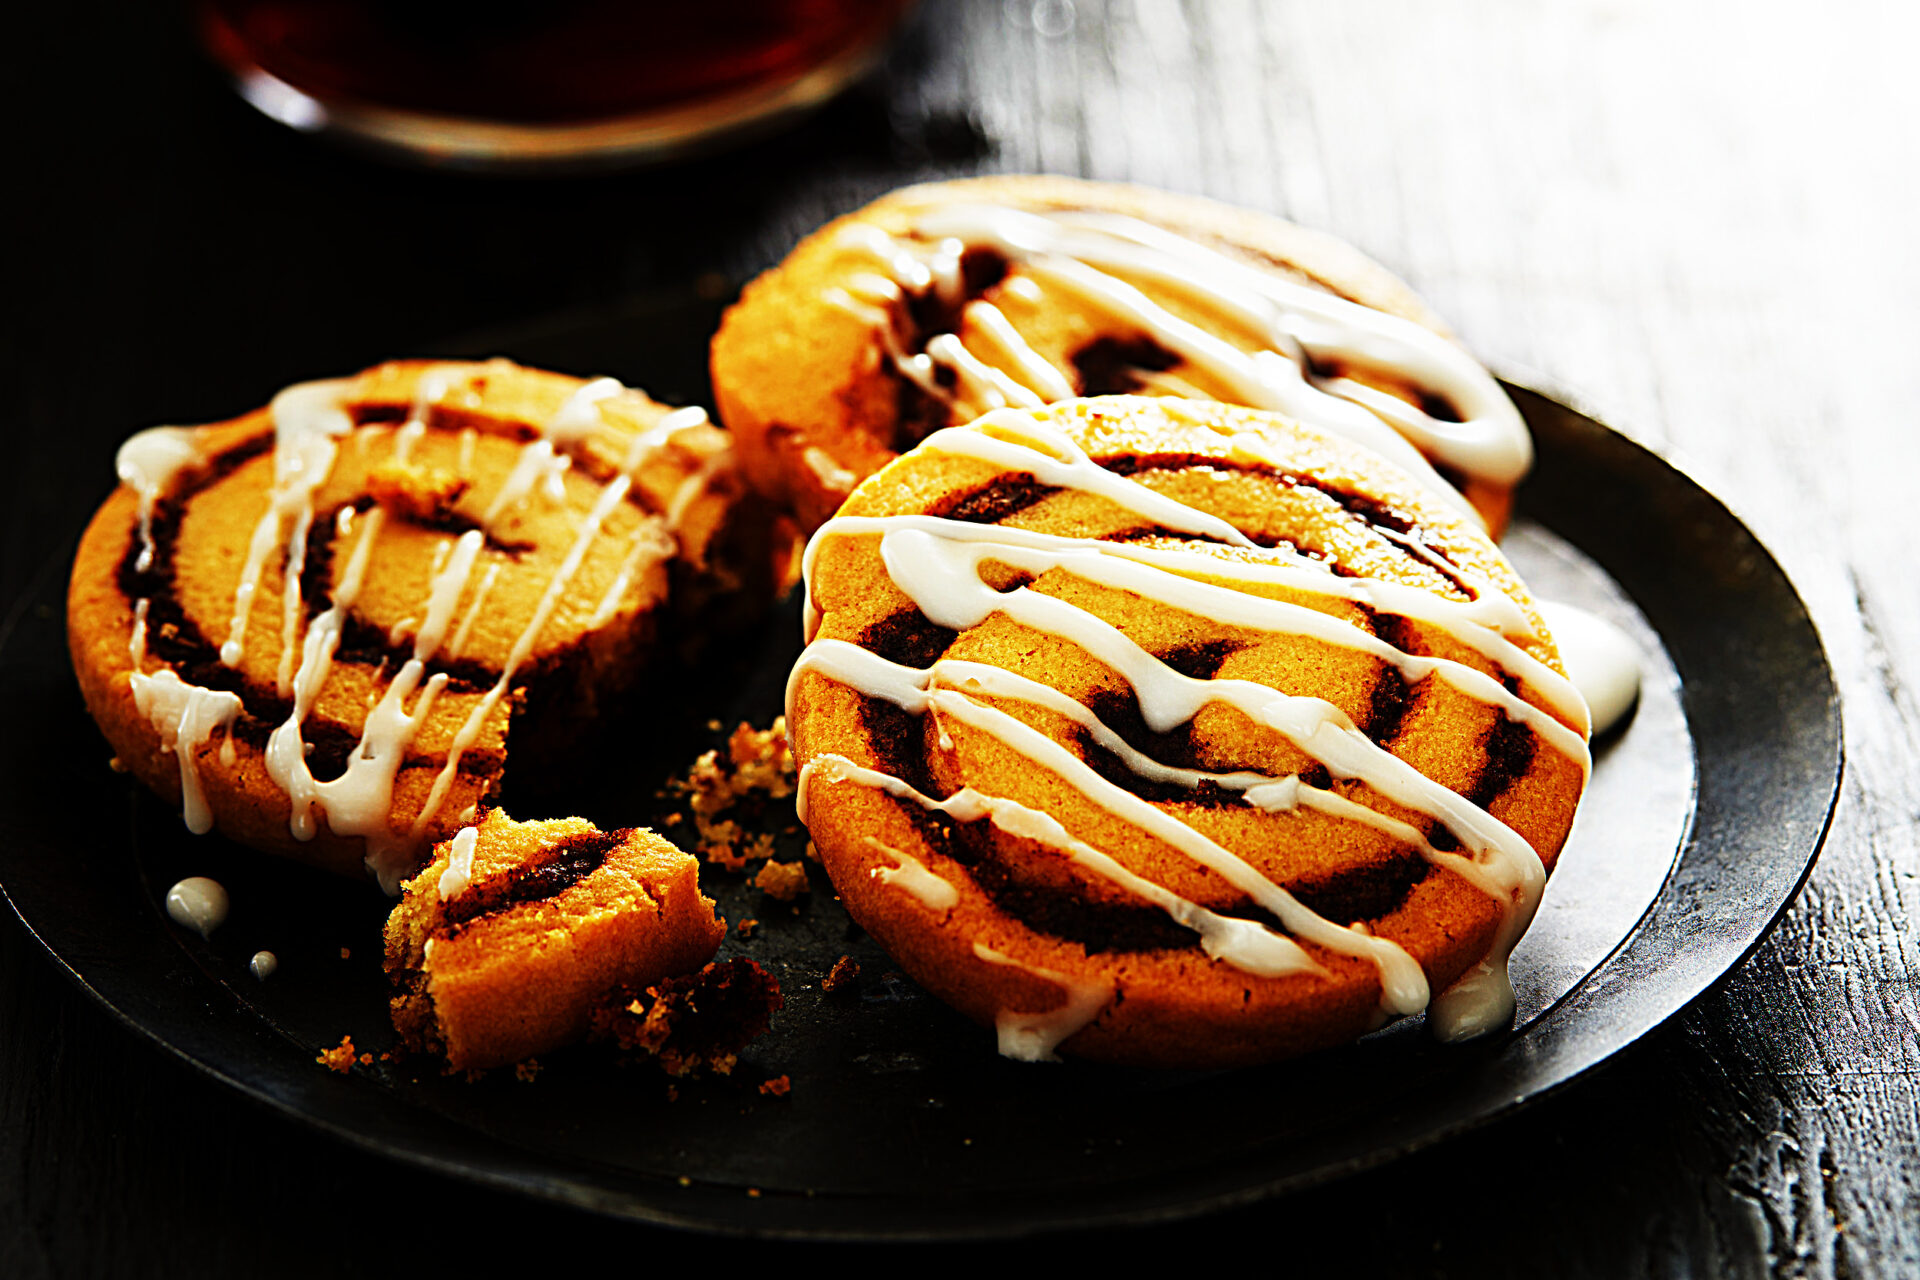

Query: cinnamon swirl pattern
left=70, top=360, right=760, bottom=889
left=713, top=175, right=1530, bottom=534
left=786, top=396, right=1588, bottom=1067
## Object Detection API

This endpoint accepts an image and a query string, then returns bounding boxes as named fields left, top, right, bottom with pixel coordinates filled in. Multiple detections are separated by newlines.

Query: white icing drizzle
left=587, top=519, right=676, bottom=628
left=618, top=404, right=711, bottom=475
left=409, top=471, right=634, bottom=843
left=586, top=404, right=719, bottom=628
left=130, top=671, right=242, bottom=834
left=971, top=944, right=1113, bottom=1062
left=962, top=300, right=1077, bottom=402
left=837, top=205, right=1533, bottom=521
left=445, top=564, right=500, bottom=660
left=263, top=495, right=487, bottom=889
left=794, top=411, right=1582, bottom=1048
left=546, top=376, right=625, bottom=446
left=803, top=446, right=858, bottom=498
left=436, top=824, right=480, bottom=901
left=272, top=497, right=317, bottom=696
left=863, top=837, right=960, bottom=911
left=165, top=876, right=229, bottom=938
left=483, top=438, right=572, bottom=529
left=129, top=598, right=149, bottom=668
left=1538, top=601, right=1642, bottom=737
left=116, top=426, right=204, bottom=573
left=262, top=504, right=460, bottom=889
left=249, top=950, right=279, bottom=980
left=415, top=529, right=485, bottom=658
left=808, top=754, right=1323, bottom=980
left=832, top=519, right=1589, bottom=761
left=221, top=379, right=355, bottom=669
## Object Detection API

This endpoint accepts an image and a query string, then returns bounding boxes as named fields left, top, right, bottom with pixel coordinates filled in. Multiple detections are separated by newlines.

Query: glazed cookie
left=712, top=174, right=1531, bottom=533
left=70, top=359, right=767, bottom=890
left=785, top=396, right=1589, bottom=1068
left=384, top=809, right=727, bottom=1071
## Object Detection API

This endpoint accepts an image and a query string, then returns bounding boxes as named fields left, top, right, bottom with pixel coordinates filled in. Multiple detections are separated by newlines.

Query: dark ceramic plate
left=0, top=292, right=1841, bottom=1239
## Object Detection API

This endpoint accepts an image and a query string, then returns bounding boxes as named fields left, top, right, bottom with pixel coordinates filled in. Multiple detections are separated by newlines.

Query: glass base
left=215, top=32, right=889, bottom=175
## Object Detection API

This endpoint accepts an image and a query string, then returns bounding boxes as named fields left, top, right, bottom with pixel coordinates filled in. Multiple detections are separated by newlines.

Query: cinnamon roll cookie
left=785, top=396, right=1589, bottom=1068
left=70, top=359, right=765, bottom=890
left=712, top=175, right=1531, bottom=533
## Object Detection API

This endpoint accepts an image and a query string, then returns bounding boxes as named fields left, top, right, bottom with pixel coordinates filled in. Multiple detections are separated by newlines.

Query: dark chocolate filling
left=894, top=377, right=952, bottom=450
left=1420, top=391, right=1462, bottom=424
left=1289, top=853, right=1433, bottom=926
left=1081, top=686, right=1206, bottom=772
left=439, top=827, right=625, bottom=929
left=928, top=472, right=1060, bottom=524
left=1074, top=730, right=1236, bottom=807
left=1428, top=712, right=1538, bottom=852
left=858, top=609, right=958, bottom=671
left=1070, top=333, right=1183, bottom=396
left=1359, top=610, right=1420, bottom=746
left=1157, top=640, right=1242, bottom=681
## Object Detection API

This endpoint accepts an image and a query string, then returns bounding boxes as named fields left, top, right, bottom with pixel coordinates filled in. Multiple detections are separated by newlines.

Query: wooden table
left=5, top=2, right=1915, bottom=1272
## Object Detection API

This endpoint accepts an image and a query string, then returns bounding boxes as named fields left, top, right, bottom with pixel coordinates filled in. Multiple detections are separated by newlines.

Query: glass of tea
left=199, top=0, right=914, bottom=172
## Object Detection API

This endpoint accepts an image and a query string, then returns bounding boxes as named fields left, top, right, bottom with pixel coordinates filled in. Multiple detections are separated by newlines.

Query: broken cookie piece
left=383, top=809, right=725, bottom=1071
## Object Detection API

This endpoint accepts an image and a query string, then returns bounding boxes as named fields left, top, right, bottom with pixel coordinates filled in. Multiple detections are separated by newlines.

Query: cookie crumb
left=747, top=1187, right=762, bottom=1198
left=666, top=1085, right=680, bottom=1102
left=316, top=1035, right=356, bottom=1073
left=589, top=958, right=784, bottom=1077
left=759, top=1074, right=792, bottom=1097
left=366, top=459, right=467, bottom=520
left=667, top=717, right=797, bottom=866
left=339, top=947, right=351, bottom=960
left=514, top=1059, right=542, bottom=1083
left=736, top=918, right=759, bottom=939
left=107, top=755, right=127, bottom=773
left=754, top=860, right=809, bottom=902
left=822, top=956, right=860, bottom=993
left=357, top=1053, right=373, bottom=1066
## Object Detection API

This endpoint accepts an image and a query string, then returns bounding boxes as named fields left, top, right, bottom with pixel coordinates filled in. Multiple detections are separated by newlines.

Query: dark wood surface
left=6, top=1, right=1915, bottom=1273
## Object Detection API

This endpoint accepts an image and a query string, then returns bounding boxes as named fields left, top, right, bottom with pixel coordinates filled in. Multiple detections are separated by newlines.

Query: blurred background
left=6, top=2, right=1918, bottom=1274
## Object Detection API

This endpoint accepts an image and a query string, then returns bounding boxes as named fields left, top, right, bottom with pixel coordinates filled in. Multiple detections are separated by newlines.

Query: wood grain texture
left=4, top=0, right=1917, bottom=1273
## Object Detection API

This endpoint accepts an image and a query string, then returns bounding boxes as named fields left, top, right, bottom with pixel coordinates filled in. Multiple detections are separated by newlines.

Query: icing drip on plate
left=972, top=944, right=1115, bottom=1063
left=165, top=876, right=229, bottom=938
left=1538, top=601, right=1642, bottom=737
left=792, top=405, right=1586, bottom=1055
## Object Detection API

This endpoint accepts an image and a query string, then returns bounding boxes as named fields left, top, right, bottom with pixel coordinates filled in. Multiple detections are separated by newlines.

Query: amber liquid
left=201, top=0, right=909, bottom=125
